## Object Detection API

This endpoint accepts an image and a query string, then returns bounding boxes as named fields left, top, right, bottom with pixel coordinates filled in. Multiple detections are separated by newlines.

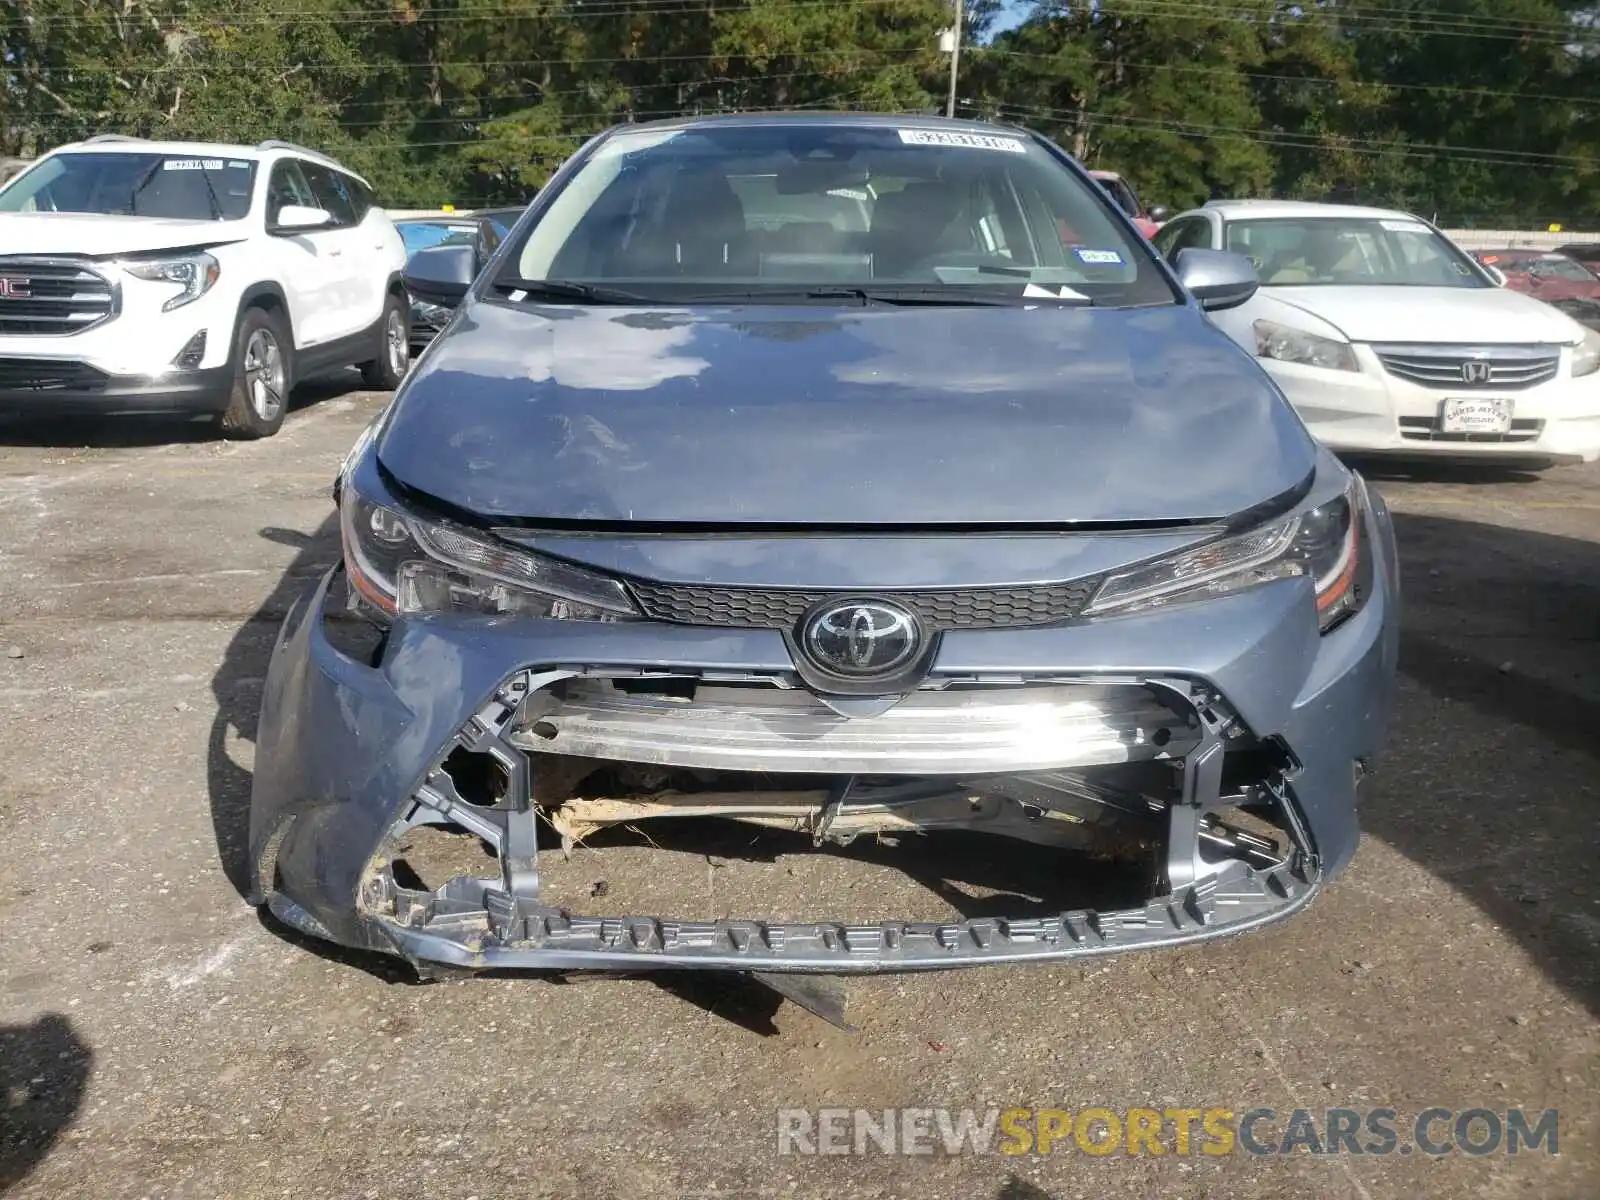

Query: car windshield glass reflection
left=497, top=124, right=1178, bottom=307
left=1225, top=217, right=1489, bottom=289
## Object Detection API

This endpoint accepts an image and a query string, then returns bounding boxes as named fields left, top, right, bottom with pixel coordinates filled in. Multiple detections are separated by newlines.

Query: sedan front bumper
left=249, top=491, right=1399, bottom=976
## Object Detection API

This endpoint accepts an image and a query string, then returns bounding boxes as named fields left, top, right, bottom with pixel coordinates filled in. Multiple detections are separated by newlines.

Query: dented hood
left=377, top=298, right=1317, bottom=527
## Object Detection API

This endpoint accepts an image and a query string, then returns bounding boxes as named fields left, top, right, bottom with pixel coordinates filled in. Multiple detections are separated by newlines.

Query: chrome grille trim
left=0, top=257, right=119, bottom=337
left=1372, top=343, right=1561, bottom=390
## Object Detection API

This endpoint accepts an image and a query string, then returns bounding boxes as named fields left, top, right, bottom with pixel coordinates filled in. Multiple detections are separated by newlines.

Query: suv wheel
left=220, top=307, right=293, bottom=439
left=360, top=292, right=410, bottom=390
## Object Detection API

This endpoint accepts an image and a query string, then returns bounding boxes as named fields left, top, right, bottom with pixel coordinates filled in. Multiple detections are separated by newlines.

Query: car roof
left=599, top=111, right=1032, bottom=138
left=48, top=136, right=364, bottom=183
left=1196, top=199, right=1422, bottom=221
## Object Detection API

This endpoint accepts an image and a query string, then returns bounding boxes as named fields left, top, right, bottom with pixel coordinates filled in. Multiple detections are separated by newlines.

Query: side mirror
left=1174, top=247, right=1259, bottom=311
left=273, top=204, right=332, bottom=233
left=403, top=242, right=477, bottom=305
left=1147, top=205, right=1172, bottom=224
left=1485, top=265, right=1508, bottom=287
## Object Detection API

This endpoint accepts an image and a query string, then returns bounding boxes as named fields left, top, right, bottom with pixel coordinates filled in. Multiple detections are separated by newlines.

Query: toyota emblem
left=800, top=599, right=922, bottom=678
left=1460, top=359, right=1492, bottom=385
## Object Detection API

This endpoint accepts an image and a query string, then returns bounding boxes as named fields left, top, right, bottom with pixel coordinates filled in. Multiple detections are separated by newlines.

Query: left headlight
left=1572, top=326, right=1600, bottom=377
left=340, top=479, right=639, bottom=623
left=1254, top=319, right=1361, bottom=373
left=121, top=252, right=220, bottom=312
left=1085, top=481, right=1368, bottom=633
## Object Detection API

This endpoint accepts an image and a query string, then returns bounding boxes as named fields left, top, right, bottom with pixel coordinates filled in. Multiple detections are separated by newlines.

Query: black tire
left=359, top=290, right=411, bottom=390
left=219, top=306, right=293, bottom=440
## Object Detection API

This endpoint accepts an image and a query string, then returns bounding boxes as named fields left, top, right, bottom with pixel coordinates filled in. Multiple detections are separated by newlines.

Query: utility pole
left=945, top=0, right=963, bottom=118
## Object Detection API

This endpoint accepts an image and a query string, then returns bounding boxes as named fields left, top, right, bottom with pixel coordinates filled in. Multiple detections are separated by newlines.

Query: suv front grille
left=1373, top=344, right=1560, bottom=390
left=0, top=258, right=118, bottom=336
left=627, top=579, right=1102, bottom=631
left=0, top=358, right=109, bottom=392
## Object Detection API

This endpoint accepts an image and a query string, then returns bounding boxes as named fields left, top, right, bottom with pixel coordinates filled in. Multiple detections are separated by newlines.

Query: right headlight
left=1571, top=326, right=1600, bottom=377
left=1085, top=481, right=1368, bottom=633
left=1253, top=319, right=1361, bottom=373
left=340, top=479, right=638, bottom=623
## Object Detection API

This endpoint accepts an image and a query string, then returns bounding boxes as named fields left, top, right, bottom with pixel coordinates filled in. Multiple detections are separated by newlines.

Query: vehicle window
left=0, top=151, right=256, bottom=220
left=398, top=221, right=480, bottom=255
left=266, top=159, right=318, bottom=225
left=1153, top=218, right=1211, bottom=258
left=1093, top=176, right=1140, bottom=218
left=342, top=174, right=372, bottom=222
left=505, top=124, right=1176, bottom=307
left=1224, top=217, right=1488, bottom=288
left=1527, top=255, right=1596, bottom=282
left=301, top=162, right=357, bottom=227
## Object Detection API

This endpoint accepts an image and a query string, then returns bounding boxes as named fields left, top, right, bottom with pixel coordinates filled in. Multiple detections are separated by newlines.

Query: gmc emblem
left=0, top=276, right=32, bottom=298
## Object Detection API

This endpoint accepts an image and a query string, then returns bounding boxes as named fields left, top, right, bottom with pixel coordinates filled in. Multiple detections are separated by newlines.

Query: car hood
left=0, top=212, right=248, bottom=257
left=377, top=299, right=1317, bottom=527
left=1262, top=284, right=1584, bottom=344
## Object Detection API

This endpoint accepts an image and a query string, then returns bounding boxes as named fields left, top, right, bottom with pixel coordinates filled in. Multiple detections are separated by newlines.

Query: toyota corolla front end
left=248, top=114, right=1400, bottom=979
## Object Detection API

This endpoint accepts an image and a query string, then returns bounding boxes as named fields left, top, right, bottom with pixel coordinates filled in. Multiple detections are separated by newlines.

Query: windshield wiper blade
left=842, top=286, right=1091, bottom=307
left=494, top=278, right=652, bottom=304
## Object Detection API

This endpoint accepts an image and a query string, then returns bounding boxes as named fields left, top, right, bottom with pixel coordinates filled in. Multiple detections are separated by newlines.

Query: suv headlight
left=121, top=252, right=220, bottom=312
left=1253, top=319, right=1360, bottom=372
left=1085, top=481, right=1368, bottom=633
left=1572, top=326, right=1600, bottom=377
left=340, top=480, right=638, bottom=622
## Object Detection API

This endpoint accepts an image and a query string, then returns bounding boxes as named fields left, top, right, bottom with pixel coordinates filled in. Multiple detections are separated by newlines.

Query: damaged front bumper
left=248, top=483, right=1398, bottom=977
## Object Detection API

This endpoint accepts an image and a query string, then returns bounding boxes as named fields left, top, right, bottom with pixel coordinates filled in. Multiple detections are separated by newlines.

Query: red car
left=1088, top=170, right=1168, bottom=238
left=1475, top=248, right=1600, bottom=331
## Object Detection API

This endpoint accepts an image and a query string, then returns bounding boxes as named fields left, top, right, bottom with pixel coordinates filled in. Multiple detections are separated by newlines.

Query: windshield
left=0, top=152, right=256, bottom=220
left=1506, top=254, right=1597, bottom=282
left=399, top=221, right=482, bottom=255
left=501, top=123, right=1176, bottom=306
left=1225, top=216, right=1487, bottom=288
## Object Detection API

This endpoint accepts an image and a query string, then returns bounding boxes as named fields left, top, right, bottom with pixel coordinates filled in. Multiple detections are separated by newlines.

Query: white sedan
left=1154, top=200, right=1600, bottom=464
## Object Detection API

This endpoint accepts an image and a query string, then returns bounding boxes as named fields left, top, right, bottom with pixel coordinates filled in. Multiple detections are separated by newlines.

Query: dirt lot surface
left=1, top=381, right=1596, bottom=1199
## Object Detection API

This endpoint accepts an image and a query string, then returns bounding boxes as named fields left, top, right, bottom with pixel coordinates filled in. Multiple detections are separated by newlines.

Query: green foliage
left=0, top=0, right=1595, bottom=223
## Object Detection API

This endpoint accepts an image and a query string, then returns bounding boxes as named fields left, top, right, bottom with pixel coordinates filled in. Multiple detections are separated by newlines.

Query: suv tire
left=360, top=290, right=411, bottom=390
left=220, top=306, right=294, bottom=440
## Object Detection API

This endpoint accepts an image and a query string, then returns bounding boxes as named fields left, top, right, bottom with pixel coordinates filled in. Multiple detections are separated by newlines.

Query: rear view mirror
left=1173, top=248, right=1259, bottom=311
left=1148, top=205, right=1172, bottom=224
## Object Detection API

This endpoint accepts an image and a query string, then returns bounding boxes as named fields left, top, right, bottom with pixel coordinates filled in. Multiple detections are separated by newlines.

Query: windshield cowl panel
left=493, top=122, right=1179, bottom=309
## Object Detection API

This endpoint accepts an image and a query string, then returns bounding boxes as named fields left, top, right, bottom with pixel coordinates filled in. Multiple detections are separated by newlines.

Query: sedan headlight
left=121, top=252, right=220, bottom=312
left=1086, top=482, right=1367, bottom=633
left=340, top=481, right=638, bottom=622
left=1572, top=326, right=1600, bottom=377
left=1253, top=319, right=1360, bottom=373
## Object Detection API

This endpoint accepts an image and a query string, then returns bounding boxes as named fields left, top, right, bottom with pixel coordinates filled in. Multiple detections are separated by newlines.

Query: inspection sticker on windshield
left=1074, top=248, right=1124, bottom=265
left=1379, top=218, right=1427, bottom=233
left=164, top=158, right=224, bottom=170
left=897, top=129, right=1027, bottom=153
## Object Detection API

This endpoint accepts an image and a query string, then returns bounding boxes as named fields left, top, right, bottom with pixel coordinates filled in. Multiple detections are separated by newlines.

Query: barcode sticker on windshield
left=163, top=158, right=225, bottom=171
left=897, top=129, right=1027, bottom=153
left=1379, top=219, right=1427, bottom=233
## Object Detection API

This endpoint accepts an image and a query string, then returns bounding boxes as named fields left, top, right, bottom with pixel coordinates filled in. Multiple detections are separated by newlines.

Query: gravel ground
left=0, top=380, right=1595, bottom=1199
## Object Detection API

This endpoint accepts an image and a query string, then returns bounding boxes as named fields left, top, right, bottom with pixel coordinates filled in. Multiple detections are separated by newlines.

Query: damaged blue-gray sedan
left=248, top=114, right=1400, bottom=981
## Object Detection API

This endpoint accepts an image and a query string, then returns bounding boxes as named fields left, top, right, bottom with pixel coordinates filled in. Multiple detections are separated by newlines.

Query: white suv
left=0, top=136, right=410, bottom=438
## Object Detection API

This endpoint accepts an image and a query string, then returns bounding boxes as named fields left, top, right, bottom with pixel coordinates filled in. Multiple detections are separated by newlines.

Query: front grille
left=627, top=578, right=1102, bottom=630
left=1398, top=416, right=1544, bottom=444
left=0, top=258, right=118, bottom=336
left=0, top=358, right=109, bottom=392
left=1374, top=344, right=1560, bottom=390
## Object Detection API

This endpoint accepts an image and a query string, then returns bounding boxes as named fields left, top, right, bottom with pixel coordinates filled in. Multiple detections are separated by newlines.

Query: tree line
left=2, top=0, right=1597, bottom=226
